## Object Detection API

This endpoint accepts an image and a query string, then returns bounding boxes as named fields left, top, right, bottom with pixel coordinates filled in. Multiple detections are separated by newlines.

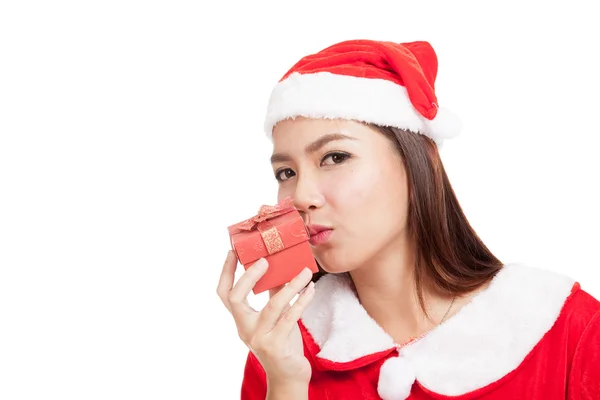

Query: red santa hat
left=264, top=39, right=462, bottom=147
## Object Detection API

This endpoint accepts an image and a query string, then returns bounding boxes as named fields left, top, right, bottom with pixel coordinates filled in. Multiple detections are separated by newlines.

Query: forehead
left=271, top=117, right=372, bottom=148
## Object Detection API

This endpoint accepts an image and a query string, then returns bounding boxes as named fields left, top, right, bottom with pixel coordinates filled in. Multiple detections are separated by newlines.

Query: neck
left=348, top=235, right=451, bottom=345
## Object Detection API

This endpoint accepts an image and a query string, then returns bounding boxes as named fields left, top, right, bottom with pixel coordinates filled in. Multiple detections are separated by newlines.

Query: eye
left=321, top=152, right=351, bottom=166
left=275, top=168, right=296, bottom=182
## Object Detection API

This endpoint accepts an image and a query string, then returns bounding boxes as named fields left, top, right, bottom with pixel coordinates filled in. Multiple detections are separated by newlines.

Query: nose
left=291, top=173, right=325, bottom=214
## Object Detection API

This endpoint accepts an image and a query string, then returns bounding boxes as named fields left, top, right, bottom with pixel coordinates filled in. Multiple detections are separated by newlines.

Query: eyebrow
left=270, top=133, right=357, bottom=164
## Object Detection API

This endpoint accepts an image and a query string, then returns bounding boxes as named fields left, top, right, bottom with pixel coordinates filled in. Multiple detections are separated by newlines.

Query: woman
left=216, top=40, right=600, bottom=400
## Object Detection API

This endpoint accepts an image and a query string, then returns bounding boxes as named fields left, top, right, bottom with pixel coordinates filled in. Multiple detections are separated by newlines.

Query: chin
left=315, top=249, right=361, bottom=275
left=319, top=264, right=352, bottom=275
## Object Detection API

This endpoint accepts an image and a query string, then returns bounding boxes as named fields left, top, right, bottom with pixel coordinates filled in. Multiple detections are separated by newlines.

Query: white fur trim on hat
left=264, top=72, right=461, bottom=146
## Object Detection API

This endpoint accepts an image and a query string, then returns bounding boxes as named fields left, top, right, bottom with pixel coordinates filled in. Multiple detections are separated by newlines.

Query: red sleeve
left=241, top=351, right=267, bottom=400
left=569, top=311, right=600, bottom=400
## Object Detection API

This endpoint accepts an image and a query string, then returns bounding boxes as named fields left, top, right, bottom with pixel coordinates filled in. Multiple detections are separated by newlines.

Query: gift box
left=227, top=197, right=318, bottom=295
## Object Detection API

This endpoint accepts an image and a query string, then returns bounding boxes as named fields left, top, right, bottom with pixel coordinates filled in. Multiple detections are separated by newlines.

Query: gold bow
left=230, top=197, right=295, bottom=255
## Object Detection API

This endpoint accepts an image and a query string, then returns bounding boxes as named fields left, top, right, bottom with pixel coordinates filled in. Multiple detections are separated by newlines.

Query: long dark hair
left=311, top=124, right=504, bottom=318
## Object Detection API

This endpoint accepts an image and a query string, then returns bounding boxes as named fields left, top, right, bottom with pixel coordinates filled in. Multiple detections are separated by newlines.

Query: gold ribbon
left=230, top=197, right=294, bottom=255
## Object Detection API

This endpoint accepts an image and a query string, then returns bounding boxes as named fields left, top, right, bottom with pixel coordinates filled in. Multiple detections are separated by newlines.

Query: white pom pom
left=377, top=356, right=416, bottom=400
left=424, top=106, right=463, bottom=141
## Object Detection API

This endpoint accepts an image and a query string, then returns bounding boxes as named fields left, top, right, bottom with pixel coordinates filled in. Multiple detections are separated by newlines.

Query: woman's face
left=271, top=117, right=411, bottom=273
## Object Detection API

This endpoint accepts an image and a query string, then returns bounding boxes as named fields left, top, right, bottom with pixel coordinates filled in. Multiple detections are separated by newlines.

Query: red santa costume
left=240, top=40, right=600, bottom=399
left=242, top=263, right=600, bottom=399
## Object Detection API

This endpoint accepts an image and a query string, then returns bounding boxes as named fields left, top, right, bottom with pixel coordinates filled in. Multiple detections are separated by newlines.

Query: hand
left=217, top=251, right=315, bottom=385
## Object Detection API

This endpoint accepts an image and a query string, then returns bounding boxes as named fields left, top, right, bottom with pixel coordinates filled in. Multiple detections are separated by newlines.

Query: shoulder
left=561, top=282, right=600, bottom=321
left=477, top=262, right=599, bottom=339
left=544, top=273, right=600, bottom=354
left=565, top=287, right=600, bottom=399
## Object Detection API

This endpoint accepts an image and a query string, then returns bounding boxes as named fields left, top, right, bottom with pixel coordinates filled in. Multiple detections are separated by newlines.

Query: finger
left=273, top=281, right=315, bottom=336
left=216, top=251, right=237, bottom=312
left=256, top=267, right=314, bottom=334
left=269, top=284, right=290, bottom=315
left=268, top=284, right=285, bottom=299
left=228, top=258, right=269, bottom=318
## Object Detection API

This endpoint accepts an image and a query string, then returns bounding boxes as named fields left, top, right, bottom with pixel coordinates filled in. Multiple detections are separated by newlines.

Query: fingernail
left=302, top=267, right=312, bottom=278
left=300, top=281, right=315, bottom=296
left=255, top=258, right=268, bottom=271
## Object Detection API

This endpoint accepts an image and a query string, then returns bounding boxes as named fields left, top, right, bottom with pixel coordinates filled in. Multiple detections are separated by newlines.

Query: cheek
left=322, top=163, right=390, bottom=210
left=323, top=159, right=409, bottom=241
left=277, top=183, right=296, bottom=203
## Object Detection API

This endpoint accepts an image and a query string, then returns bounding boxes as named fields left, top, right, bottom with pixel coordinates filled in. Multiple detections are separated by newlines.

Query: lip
left=307, top=224, right=331, bottom=236
left=307, top=224, right=333, bottom=246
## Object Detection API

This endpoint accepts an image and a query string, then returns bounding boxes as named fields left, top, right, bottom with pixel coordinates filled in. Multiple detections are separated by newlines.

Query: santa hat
left=263, top=40, right=462, bottom=147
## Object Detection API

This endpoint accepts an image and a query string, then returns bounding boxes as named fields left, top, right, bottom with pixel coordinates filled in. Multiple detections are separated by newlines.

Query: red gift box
left=227, top=197, right=318, bottom=295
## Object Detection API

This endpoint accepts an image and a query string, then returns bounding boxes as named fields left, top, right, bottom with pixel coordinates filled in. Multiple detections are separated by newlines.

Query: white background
left=1, top=1, right=599, bottom=399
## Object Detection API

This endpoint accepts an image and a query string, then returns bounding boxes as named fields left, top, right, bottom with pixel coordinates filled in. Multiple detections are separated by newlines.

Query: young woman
left=216, top=40, right=600, bottom=400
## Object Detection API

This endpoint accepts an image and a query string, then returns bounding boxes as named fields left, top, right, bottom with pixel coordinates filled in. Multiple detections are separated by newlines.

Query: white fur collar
left=300, top=263, right=575, bottom=397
